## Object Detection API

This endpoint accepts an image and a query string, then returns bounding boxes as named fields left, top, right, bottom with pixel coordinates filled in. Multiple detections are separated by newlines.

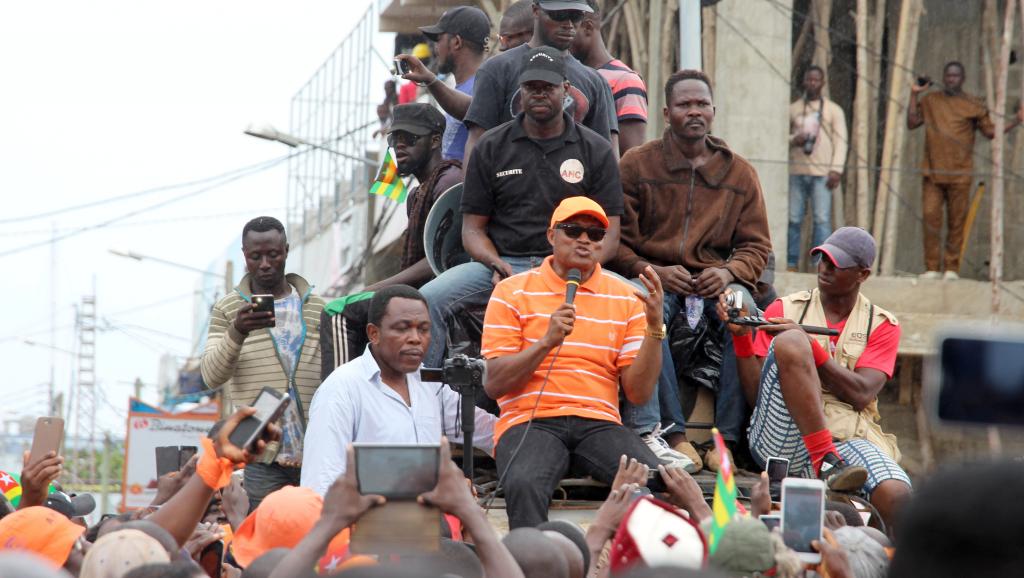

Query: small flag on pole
left=369, top=149, right=407, bottom=203
left=707, top=427, right=738, bottom=555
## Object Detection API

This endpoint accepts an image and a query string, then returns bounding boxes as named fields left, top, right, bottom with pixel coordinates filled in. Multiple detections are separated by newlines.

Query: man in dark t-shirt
left=462, top=0, right=617, bottom=164
left=419, top=46, right=623, bottom=367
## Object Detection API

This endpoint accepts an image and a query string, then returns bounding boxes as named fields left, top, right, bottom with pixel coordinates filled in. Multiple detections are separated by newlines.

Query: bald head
left=503, top=528, right=568, bottom=578
left=544, top=531, right=584, bottom=578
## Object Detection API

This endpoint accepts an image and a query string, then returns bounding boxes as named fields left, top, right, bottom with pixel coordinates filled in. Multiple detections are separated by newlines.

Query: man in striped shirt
left=481, top=196, right=665, bottom=528
left=570, top=0, right=648, bottom=155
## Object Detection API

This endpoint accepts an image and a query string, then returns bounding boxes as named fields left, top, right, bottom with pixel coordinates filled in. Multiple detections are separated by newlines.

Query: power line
left=0, top=208, right=285, bottom=238
left=0, top=156, right=293, bottom=225
left=0, top=152, right=299, bottom=259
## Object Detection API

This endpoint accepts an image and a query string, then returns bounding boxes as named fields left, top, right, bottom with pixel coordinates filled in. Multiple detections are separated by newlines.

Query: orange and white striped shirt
left=482, top=257, right=647, bottom=442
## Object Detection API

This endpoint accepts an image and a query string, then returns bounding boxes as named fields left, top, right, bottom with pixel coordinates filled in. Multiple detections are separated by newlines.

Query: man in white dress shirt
left=301, top=284, right=496, bottom=495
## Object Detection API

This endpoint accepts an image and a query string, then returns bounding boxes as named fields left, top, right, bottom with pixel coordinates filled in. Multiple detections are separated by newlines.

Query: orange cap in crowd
left=232, top=486, right=324, bottom=567
left=0, top=506, right=85, bottom=568
left=550, top=196, right=609, bottom=228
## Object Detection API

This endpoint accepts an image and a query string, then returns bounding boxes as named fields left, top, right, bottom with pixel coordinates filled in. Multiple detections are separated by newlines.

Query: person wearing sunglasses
left=418, top=46, right=622, bottom=371
left=461, top=0, right=618, bottom=166
left=479, top=196, right=674, bottom=529
left=611, top=69, right=772, bottom=476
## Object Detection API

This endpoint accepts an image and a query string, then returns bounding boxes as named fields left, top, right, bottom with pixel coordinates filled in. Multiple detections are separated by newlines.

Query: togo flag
left=707, top=427, right=738, bottom=554
left=369, top=149, right=407, bottom=203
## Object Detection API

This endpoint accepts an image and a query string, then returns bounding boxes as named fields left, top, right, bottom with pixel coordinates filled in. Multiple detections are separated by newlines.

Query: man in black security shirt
left=419, top=46, right=623, bottom=367
left=462, top=0, right=618, bottom=164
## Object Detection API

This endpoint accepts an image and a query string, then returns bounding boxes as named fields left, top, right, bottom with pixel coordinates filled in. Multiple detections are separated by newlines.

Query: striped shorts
left=747, top=343, right=912, bottom=495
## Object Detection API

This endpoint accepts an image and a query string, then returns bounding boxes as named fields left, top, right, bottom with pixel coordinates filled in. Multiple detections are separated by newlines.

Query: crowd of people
left=3, top=0, right=1022, bottom=576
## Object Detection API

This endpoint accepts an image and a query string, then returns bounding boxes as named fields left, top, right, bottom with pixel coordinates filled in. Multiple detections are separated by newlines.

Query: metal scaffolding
left=286, top=1, right=387, bottom=245
left=72, top=295, right=97, bottom=484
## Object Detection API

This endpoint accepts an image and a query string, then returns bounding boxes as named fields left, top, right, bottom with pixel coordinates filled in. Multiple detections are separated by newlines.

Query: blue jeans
left=419, top=256, right=543, bottom=367
left=622, top=294, right=747, bottom=442
left=787, top=174, right=832, bottom=268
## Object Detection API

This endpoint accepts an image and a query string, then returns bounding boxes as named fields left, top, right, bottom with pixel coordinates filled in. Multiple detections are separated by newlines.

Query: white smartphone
left=781, top=478, right=825, bottom=564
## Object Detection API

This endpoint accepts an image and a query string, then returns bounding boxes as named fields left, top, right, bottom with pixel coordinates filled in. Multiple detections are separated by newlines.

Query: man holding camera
left=482, top=196, right=664, bottom=529
left=719, top=227, right=911, bottom=531
left=788, top=65, right=847, bottom=272
left=301, top=285, right=496, bottom=496
left=201, top=216, right=325, bottom=510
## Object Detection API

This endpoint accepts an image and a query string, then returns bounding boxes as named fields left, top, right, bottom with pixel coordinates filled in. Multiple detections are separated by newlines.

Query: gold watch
left=646, top=324, right=667, bottom=340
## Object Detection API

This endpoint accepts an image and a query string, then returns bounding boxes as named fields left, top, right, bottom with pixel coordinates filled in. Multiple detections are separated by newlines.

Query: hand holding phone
left=781, top=478, right=825, bottom=564
left=766, top=456, right=790, bottom=501
left=212, top=405, right=284, bottom=464
left=234, top=297, right=275, bottom=334
left=227, top=388, right=291, bottom=453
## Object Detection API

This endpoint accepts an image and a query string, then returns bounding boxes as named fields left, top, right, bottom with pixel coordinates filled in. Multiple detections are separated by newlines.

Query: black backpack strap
left=798, top=300, right=811, bottom=324
left=865, top=304, right=875, bottom=342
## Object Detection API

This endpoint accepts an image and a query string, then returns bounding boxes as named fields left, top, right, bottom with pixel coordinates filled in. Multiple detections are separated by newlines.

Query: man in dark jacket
left=613, top=69, right=772, bottom=473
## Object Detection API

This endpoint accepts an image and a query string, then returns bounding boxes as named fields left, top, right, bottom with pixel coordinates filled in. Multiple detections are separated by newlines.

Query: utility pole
left=100, top=432, right=111, bottom=517
left=49, top=223, right=57, bottom=416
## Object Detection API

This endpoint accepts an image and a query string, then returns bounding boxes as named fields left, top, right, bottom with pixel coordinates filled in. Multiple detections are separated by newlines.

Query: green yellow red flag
left=707, top=427, right=738, bottom=554
left=369, top=149, right=407, bottom=202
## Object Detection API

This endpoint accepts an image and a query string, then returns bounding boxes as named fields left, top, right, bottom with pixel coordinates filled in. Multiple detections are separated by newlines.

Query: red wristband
left=732, top=333, right=755, bottom=358
left=810, top=339, right=830, bottom=367
left=197, top=437, right=236, bottom=490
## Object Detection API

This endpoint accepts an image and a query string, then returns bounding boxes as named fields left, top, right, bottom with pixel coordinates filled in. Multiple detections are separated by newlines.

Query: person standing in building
left=396, top=6, right=491, bottom=163
left=201, top=216, right=326, bottom=510
left=907, top=61, right=1024, bottom=280
left=788, top=65, right=847, bottom=273
left=570, top=0, right=648, bottom=156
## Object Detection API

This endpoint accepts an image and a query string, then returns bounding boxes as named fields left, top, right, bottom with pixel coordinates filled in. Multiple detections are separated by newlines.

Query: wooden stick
left=875, top=0, right=924, bottom=275
left=853, top=0, right=871, bottom=229
left=990, top=0, right=1016, bottom=316
left=791, top=5, right=814, bottom=78
left=811, top=0, right=834, bottom=98
left=701, top=2, right=716, bottom=81
left=646, top=0, right=665, bottom=142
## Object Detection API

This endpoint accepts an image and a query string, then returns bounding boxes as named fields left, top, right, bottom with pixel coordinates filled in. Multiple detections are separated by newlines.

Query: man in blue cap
left=717, top=227, right=911, bottom=532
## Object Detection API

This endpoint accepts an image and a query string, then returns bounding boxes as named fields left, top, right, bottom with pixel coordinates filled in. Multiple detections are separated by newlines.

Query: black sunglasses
left=387, top=132, right=422, bottom=148
left=544, top=9, right=585, bottom=23
left=555, top=222, right=607, bottom=241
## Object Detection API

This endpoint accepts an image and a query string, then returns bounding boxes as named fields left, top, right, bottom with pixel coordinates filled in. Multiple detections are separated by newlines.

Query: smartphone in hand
left=29, top=417, right=64, bottom=467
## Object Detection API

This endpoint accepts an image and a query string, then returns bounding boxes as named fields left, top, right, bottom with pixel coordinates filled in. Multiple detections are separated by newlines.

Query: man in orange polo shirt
left=482, top=196, right=666, bottom=528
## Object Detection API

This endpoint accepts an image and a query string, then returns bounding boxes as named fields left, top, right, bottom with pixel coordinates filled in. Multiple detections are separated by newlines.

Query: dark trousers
left=495, top=416, right=660, bottom=529
left=244, top=462, right=302, bottom=512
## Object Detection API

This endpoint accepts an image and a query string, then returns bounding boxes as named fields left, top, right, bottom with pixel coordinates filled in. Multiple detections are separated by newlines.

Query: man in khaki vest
left=716, top=227, right=911, bottom=532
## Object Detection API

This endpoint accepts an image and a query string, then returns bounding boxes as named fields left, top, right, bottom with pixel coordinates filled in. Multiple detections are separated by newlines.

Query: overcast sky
left=0, top=0, right=375, bottom=442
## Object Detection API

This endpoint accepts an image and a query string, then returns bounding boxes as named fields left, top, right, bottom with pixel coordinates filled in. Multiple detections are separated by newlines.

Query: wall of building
left=712, top=0, right=794, bottom=267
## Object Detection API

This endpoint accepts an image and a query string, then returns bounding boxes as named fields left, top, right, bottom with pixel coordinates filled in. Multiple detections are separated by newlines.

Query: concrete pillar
left=711, top=0, right=792, bottom=267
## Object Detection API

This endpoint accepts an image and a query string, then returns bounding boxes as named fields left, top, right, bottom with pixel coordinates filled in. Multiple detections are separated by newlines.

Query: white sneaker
left=943, top=271, right=960, bottom=281
left=641, top=425, right=698, bottom=474
left=919, top=271, right=941, bottom=280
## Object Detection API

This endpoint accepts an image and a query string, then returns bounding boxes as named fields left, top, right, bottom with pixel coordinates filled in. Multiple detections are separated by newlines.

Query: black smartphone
left=198, top=540, right=224, bottom=578
left=354, top=443, right=440, bottom=499
left=766, top=456, right=790, bottom=501
left=916, top=75, right=931, bottom=87
left=178, top=446, right=198, bottom=469
left=251, top=294, right=275, bottom=327
left=227, top=387, right=291, bottom=451
left=156, top=446, right=182, bottom=477
left=930, top=331, right=1024, bottom=427
left=393, top=57, right=411, bottom=76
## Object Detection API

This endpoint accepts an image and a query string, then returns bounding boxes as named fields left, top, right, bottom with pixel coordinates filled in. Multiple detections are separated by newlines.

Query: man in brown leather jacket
left=613, top=69, right=771, bottom=473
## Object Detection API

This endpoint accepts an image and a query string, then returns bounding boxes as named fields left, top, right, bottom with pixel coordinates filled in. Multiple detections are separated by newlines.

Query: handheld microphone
left=565, top=269, right=582, bottom=304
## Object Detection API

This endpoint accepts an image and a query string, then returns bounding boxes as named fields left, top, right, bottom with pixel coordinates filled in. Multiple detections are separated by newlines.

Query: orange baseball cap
left=0, top=506, right=85, bottom=568
left=549, top=196, right=609, bottom=228
left=232, top=486, right=323, bottom=567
